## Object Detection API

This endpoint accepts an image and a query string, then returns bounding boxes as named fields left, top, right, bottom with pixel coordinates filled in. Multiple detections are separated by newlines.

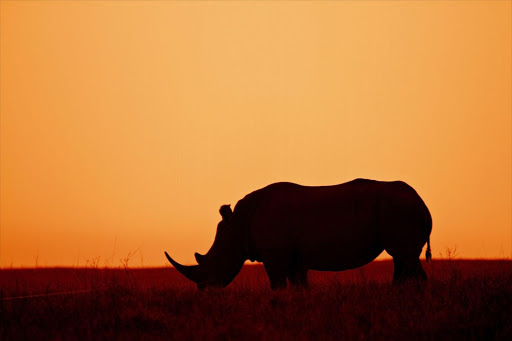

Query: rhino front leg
left=262, top=252, right=290, bottom=289
left=288, top=268, right=308, bottom=288
left=288, top=251, right=308, bottom=288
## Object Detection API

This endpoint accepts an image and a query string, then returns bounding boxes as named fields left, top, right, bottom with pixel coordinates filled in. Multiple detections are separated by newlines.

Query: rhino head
left=165, top=205, right=246, bottom=290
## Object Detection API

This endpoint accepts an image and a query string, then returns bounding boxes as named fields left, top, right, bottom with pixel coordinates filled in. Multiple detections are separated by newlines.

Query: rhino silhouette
left=166, top=178, right=432, bottom=289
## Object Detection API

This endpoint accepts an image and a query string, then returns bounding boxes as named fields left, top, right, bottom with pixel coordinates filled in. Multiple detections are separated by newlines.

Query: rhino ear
left=219, top=204, right=233, bottom=221
left=195, top=252, right=205, bottom=264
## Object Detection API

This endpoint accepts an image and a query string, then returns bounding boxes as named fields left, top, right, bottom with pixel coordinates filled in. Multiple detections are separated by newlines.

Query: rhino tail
left=426, top=236, right=432, bottom=262
left=424, top=202, right=432, bottom=263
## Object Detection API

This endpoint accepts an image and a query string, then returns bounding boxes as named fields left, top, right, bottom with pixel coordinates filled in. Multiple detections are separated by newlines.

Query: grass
left=1, top=260, right=511, bottom=340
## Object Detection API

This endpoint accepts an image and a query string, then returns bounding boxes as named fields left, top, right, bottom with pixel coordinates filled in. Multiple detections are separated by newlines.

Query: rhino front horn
left=164, top=251, right=201, bottom=283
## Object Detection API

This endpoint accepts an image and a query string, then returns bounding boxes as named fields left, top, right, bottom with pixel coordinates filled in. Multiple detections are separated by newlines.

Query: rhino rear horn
left=165, top=251, right=202, bottom=283
left=194, top=252, right=206, bottom=264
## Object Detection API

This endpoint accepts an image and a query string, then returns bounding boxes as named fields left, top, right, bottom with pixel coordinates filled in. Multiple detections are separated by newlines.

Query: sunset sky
left=1, top=1, right=510, bottom=267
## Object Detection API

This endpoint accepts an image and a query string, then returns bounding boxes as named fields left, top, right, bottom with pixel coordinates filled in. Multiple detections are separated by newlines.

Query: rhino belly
left=249, top=192, right=383, bottom=270
left=298, top=222, right=383, bottom=271
left=302, top=242, right=383, bottom=271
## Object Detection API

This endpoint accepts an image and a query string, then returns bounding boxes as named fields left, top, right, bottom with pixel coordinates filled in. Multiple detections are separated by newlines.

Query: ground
left=1, top=260, right=511, bottom=340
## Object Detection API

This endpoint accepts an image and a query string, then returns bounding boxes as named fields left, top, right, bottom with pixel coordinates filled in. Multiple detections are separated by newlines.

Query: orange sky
left=1, top=1, right=511, bottom=267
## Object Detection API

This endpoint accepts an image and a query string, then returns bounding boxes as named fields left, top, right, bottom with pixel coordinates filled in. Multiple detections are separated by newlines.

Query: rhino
left=165, top=178, right=432, bottom=289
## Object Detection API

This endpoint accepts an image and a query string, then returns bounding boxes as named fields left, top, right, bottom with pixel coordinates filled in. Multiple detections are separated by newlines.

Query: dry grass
left=1, top=260, right=511, bottom=340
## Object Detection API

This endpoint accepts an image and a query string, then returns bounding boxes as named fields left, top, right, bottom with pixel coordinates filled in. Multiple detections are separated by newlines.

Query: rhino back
left=234, top=179, right=430, bottom=270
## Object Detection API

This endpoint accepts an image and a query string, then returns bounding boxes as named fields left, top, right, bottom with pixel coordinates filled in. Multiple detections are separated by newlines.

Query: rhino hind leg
left=382, top=225, right=428, bottom=284
left=392, top=257, right=427, bottom=284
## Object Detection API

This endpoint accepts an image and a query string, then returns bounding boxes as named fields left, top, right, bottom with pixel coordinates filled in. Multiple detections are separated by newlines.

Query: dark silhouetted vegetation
left=1, top=260, right=511, bottom=340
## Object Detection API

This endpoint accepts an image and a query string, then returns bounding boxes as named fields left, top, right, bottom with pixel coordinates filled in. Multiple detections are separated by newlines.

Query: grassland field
left=1, top=260, right=511, bottom=340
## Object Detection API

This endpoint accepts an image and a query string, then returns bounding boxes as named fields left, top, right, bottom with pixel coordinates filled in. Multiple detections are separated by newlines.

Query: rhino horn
left=194, top=252, right=206, bottom=264
left=164, top=251, right=201, bottom=283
